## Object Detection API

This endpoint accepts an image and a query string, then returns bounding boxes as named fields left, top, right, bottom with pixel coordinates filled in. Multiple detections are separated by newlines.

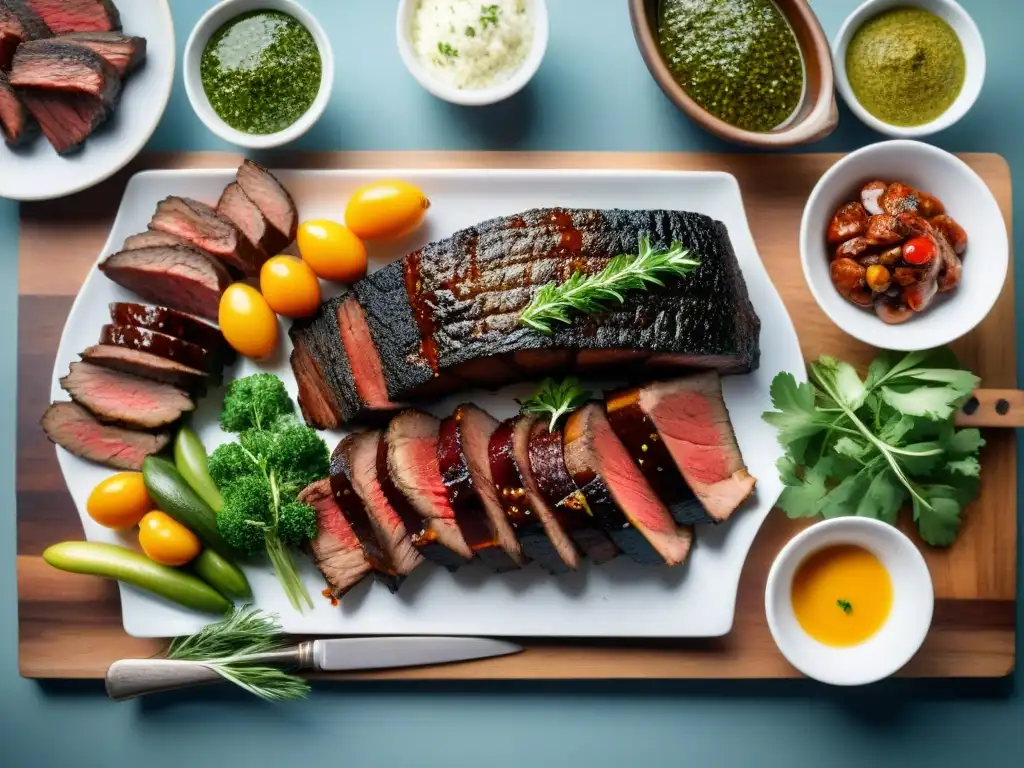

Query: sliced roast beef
left=60, top=31, right=144, bottom=77
left=217, top=182, right=287, bottom=258
left=10, top=38, right=120, bottom=105
left=40, top=401, right=169, bottom=470
left=563, top=403, right=693, bottom=566
left=437, top=404, right=524, bottom=571
left=377, top=409, right=473, bottom=568
left=98, top=325, right=219, bottom=375
left=16, top=88, right=103, bottom=153
left=0, top=0, right=51, bottom=71
left=109, top=303, right=232, bottom=363
left=330, top=436, right=402, bottom=592
left=122, top=230, right=188, bottom=251
left=526, top=423, right=620, bottom=565
left=236, top=159, right=298, bottom=245
left=489, top=415, right=579, bottom=574
left=24, top=0, right=120, bottom=35
left=290, top=330, right=344, bottom=430
left=336, top=295, right=403, bottom=417
left=624, top=373, right=756, bottom=523
left=98, top=245, right=231, bottom=321
left=300, top=479, right=371, bottom=599
left=80, top=344, right=208, bottom=393
left=149, top=196, right=264, bottom=276
left=0, top=70, right=36, bottom=144
left=60, top=361, right=193, bottom=429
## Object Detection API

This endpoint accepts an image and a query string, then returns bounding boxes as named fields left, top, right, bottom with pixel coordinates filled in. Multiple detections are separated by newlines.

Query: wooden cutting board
left=17, top=151, right=1016, bottom=680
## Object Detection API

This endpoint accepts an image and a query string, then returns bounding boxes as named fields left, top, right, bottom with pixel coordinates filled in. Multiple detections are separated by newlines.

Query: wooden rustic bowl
left=629, top=0, right=839, bottom=147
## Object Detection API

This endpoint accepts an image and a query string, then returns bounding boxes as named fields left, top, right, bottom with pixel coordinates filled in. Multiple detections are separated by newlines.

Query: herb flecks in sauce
left=846, top=8, right=965, bottom=127
left=201, top=11, right=321, bottom=136
left=657, top=0, right=804, bottom=133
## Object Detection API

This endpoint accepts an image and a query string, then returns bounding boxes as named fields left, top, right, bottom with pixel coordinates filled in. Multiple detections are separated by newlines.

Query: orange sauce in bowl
left=791, top=545, right=893, bottom=647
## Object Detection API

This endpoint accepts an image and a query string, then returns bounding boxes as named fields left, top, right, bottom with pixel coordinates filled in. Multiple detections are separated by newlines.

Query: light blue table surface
left=2, top=1, right=1022, bottom=765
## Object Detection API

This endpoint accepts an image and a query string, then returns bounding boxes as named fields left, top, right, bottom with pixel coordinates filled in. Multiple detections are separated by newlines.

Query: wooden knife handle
left=105, top=659, right=225, bottom=701
left=955, top=389, right=1024, bottom=428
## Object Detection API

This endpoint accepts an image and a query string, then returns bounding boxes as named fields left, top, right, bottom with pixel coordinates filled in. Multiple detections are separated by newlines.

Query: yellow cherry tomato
left=297, top=220, right=368, bottom=283
left=86, top=472, right=153, bottom=530
left=138, top=510, right=202, bottom=566
left=260, top=255, right=321, bottom=318
left=344, top=180, right=430, bottom=241
left=219, top=282, right=279, bottom=360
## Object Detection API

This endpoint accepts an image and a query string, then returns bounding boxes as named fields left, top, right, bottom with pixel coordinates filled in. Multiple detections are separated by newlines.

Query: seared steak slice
left=60, top=361, right=193, bottom=429
left=236, top=159, right=298, bottom=244
left=330, top=436, right=402, bottom=592
left=0, top=70, right=36, bottom=145
left=300, top=479, right=371, bottom=599
left=60, top=31, right=145, bottom=77
left=149, top=196, right=264, bottom=276
left=16, top=88, right=103, bottom=153
left=336, top=295, right=403, bottom=417
left=217, top=182, right=287, bottom=259
left=489, top=415, right=579, bottom=574
left=564, top=403, right=693, bottom=566
left=98, top=324, right=219, bottom=375
left=11, top=38, right=120, bottom=105
left=289, top=328, right=343, bottom=430
left=98, top=245, right=231, bottom=321
left=24, top=0, right=120, bottom=34
left=0, top=0, right=51, bottom=70
left=80, top=344, right=208, bottom=393
left=626, top=373, right=755, bottom=523
left=437, top=404, right=524, bottom=571
left=40, top=401, right=169, bottom=470
left=123, top=230, right=188, bottom=251
left=109, top=302, right=232, bottom=364
left=377, top=409, right=472, bottom=568
left=289, top=295, right=352, bottom=429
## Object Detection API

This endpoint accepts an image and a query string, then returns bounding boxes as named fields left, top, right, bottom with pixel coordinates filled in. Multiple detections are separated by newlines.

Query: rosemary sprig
left=166, top=607, right=310, bottom=702
left=519, top=235, right=700, bottom=334
left=518, top=377, right=592, bottom=431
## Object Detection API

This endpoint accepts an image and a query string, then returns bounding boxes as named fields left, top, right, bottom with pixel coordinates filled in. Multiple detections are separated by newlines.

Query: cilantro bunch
left=762, top=348, right=984, bottom=546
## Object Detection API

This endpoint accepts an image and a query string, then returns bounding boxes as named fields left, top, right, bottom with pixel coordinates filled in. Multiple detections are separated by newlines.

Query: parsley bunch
left=762, top=349, right=984, bottom=546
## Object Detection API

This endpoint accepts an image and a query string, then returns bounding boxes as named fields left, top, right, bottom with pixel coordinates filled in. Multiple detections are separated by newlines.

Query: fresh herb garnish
left=519, top=235, right=700, bottom=334
left=465, top=26, right=476, bottom=37
left=438, top=42, right=459, bottom=58
left=167, top=607, right=310, bottom=702
left=762, top=349, right=983, bottom=547
left=518, top=377, right=592, bottom=431
left=481, top=4, right=501, bottom=27
left=837, top=599, right=853, bottom=614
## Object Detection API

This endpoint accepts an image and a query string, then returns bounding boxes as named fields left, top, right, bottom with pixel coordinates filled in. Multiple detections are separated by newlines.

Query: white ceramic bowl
left=396, top=0, right=549, bottom=106
left=833, top=0, right=985, bottom=138
left=800, top=140, right=1008, bottom=351
left=183, top=0, right=334, bottom=148
left=765, top=518, right=934, bottom=686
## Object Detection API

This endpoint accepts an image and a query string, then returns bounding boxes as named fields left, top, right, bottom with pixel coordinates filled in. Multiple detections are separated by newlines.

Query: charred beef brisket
left=289, top=295, right=354, bottom=429
left=437, top=404, right=524, bottom=571
left=80, top=344, right=208, bottom=393
left=217, top=182, right=287, bottom=258
left=10, top=38, right=120, bottom=105
left=122, top=230, right=189, bottom=251
left=40, top=400, right=169, bottom=470
left=149, top=196, right=264, bottom=276
left=59, top=361, right=193, bottom=429
left=377, top=410, right=473, bottom=568
left=98, top=245, right=231, bottom=321
left=60, top=31, right=144, bottom=77
left=0, top=1, right=50, bottom=71
left=109, top=303, right=231, bottom=362
left=300, top=478, right=372, bottom=598
left=0, top=70, right=36, bottom=144
left=336, top=295, right=403, bottom=416
left=489, top=415, right=579, bottom=574
left=98, top=325, right=219, bottom=375
left=236, top=159, right=298, bottom=245
left=24, top=0, right=120, bottom=35
left=563, top=403, right=693, bottom=566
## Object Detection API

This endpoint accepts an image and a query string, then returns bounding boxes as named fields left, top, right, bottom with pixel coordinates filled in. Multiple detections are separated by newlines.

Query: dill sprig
left=519, top=235, right=700, bottom=334
left=166, top=607, right=310, bottom=702
left=518, top=377, right=592, bottom=431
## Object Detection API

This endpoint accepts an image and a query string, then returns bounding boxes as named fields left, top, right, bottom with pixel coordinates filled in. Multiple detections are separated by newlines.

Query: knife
left=105, top=636, right=522, bottom=700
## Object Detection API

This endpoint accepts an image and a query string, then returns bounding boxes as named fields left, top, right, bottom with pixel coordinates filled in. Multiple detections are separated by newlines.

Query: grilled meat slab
left=0, top=0, right=50, bottom=71
left=236, top=159, right=298, bottom=245
left=99, top=324, right=219, bottom=375
left=149, top=196, right=264, bottom=276
left=41, top=401, right=169, bottom=470
left=109, top=303, right=231, bottom=362
left=10, top=38, right=120, bottom=104
left=60, top=361, right=193, bottom=429
left=217, top=182, right=287, bottom=258
left=16, top=88, right=103, bottom=153
left=300, top=478, right=372, bottom=599
left=60, top=31, right=144, bottom=77
left=0, top=70, right=36, bottom=145
left=80, top=344, right=208, bottom=393
left=25, top=0, right=120, bottom=35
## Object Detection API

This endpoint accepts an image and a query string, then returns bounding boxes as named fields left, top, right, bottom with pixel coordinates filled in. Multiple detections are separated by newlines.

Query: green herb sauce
left=846, top=8, right=965, bottom=127
left=201, top=11, right=321, bottom=136
left=657, top=0, right=804, bottom=133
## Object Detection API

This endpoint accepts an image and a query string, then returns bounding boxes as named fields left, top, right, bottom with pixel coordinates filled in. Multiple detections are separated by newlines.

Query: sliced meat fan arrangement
left=303, top=372, right=755, bottom=598
left=0, top=0, right=146, bottom=154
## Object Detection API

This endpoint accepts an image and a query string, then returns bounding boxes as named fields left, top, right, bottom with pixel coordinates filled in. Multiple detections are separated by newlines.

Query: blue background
left=2, top=1, right=1021, bottom=765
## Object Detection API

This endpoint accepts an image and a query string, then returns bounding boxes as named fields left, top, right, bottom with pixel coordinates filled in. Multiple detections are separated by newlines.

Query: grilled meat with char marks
left=109, top=303, right=232, bottom=363
left=0, top=70, right=35, bottom=144
left=300, top=479, right=372, bottom=599
left=149, top=196, right=265, bottom=277
left=98, top=324, right=220, bottom=376
left=60, top=31, right=144, bottom=77
left=235, top=159, right=298, bottom=245
left=80, top=344, right=208, bottom=394
left=40, top=401, right=169, bottom=470
left=24, top=0, right=120, bottom=34
left=59, top=361, right=193, bottom=429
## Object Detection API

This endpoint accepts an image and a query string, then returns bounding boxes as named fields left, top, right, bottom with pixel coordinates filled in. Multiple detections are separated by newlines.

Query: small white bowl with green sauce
left=184, top=0, right=334, bottom=148
left=834, top=0, right=985, bottom=138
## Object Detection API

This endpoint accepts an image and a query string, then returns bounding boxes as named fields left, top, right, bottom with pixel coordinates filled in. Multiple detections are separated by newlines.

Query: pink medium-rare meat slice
left=631, top=373, right=756, bottom=523
left=563, top=403, right=693, bottom=566
left=236, top=159, right=298, bottom=244
left=40, top=401, right=169, bottom=470
left=16, top=88, right=103, bottom=153
left=336, top=295, right=403, bottom=414
left=0, top=70, right=36, bottom=145
left=98, top=324, right=219, bottom=375
left=80, top=344, right=208, bottom=394
left=109, top=303, right=232, bottom=361
left=122, top=230, right=189, bottom=251
left=290, top=337, right=343, bottom=430
left=299, top=479, right=372, bottom=598
left=98, top=245, right=231, bottom=322
left=0, top=0, right=51, bottom=70
left=24, top=0, right=120, bottom=34
left=217, top=182, right=288, bottom=258
left=377, top=410, right=472, bottom=568
left=60, top=31, right=145, bottom=77
left=437, top=404, right=524, bottom=571
left=149, top=196, right=265, bottom=276
left=59, top=361, right=194, bottom=429
left=489, top=415, right=579, bottom=574
left=10, top=38, right=120, bottom=105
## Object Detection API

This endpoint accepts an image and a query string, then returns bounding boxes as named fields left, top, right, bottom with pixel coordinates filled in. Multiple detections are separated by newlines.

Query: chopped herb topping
left=438, top=42, right=459, bottom=58
left=465, top=26, right=476, bottom=37
left=837, top=599, right=853, bottom=614
left=481, top=4, right=501, bottom=28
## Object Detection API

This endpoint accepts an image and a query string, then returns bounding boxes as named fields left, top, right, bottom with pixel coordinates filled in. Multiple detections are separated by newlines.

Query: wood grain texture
left=17, top=151, right=1016, bottom=680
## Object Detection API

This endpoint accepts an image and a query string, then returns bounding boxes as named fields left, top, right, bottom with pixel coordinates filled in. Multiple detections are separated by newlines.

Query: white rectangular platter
left=52, top=168, right=804, bottom=639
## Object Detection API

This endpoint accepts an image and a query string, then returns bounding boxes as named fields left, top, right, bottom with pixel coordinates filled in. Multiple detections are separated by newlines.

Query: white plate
left=51, top=168, right=805, bottom=638
left=0, top=0, right=175, bottom=202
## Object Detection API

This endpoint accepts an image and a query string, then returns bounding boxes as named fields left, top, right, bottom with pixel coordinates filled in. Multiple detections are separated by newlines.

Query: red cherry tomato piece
left=902, top=237, right=936, bottom=266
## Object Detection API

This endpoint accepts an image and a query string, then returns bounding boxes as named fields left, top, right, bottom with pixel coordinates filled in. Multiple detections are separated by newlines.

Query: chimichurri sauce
left=201, top=11, right=321, bottom=135
left=657, top=0, right=804, bottom=133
